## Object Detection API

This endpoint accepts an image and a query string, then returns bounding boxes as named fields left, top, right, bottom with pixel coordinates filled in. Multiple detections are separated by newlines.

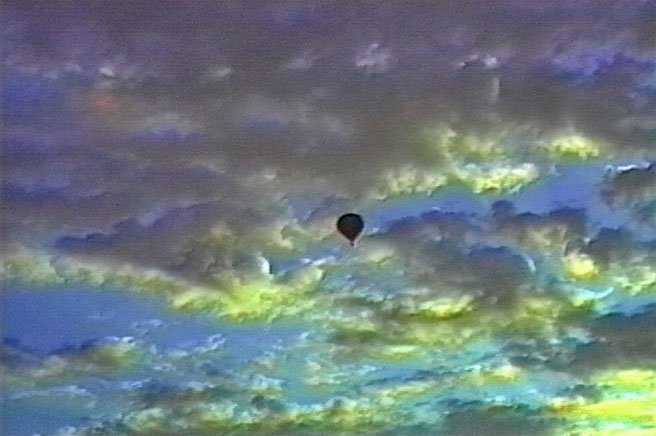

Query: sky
left=3, top=1, right=656, bottom=435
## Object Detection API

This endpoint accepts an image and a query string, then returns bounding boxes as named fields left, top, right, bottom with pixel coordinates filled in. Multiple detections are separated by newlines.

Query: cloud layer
left=4, top=1, right=656, bottom=273
left=4, top=1, right=656, bottom=435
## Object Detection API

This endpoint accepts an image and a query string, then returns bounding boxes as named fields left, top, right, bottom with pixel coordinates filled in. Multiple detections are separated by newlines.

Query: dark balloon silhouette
left=336, top=213, right=364, bottom=246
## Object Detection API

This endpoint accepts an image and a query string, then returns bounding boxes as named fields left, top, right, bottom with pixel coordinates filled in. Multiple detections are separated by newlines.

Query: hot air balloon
left=336, top=213, right=364, bottom=247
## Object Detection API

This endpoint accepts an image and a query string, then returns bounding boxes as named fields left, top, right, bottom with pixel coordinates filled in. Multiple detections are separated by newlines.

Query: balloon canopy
left=336, top=213, right=364, bottom=246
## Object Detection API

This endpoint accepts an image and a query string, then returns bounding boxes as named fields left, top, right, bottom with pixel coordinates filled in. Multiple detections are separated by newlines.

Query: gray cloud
left=441, top=406, right=556, bottom=436
left=4, top=0, right=656, bottom=282
left=369, top=210, right=534, bottom=306
left=569, top=306, right=656, bottom=371
left=600, top=162, right=656, bottom=208
left=492, top=200, right=588, bottom=252
left=580, top=226, right=636, bottom=267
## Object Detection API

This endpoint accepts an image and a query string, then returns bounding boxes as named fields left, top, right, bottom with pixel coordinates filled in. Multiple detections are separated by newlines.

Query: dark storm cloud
left=385, top=209, right=483, bottom=243
left=503, top=279, right=656, bottom=375
left=53, top=203, right=224, bottom=263
left=600, top=162, right=656, bottom=208
left=373, top=210, right=533, bottom=304
left=52, top=199, right=280, bottom=280
left=577, top=225, right=656, bottom=270
left=569, top=305, right=656, bottom=371
left=582, top=161, right=656, bottom=228
left=441, top=406, right=556, bottom=436
left=4, top=0, right=656, bottom=280
left=3, top=154, right=267, bottom=241
left=491, top=200, right=588, bottom=250
left=415, top=242, right=534, bottom=304
left=580, top=226, right=635, bottom=266
left=633, top=199, right=656, bottom=227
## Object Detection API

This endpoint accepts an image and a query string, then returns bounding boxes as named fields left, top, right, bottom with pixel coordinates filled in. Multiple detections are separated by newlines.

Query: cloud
left=1, top=338, right=42, bottom=370
left=441, top=406, right=557, bottom=436
left=367, top=210, right=534, bottom=308
left=52, top=202, right=255, bottom=273
left=492, top=201, right=588, bottom=253
left=580, top=227, right=635, bottom=267
left=567, top=307, right=656, bottom=372
left=600, top=162, right=656, bottom=208
left=2, top=336, right=143, bottom=385
left=4, top=0, right=656, bottom=358
left=4, top=0, right=656, bottom=282
left=8, top=5, right=656, bottom=431
left=385, top=209, right=483, bottom=243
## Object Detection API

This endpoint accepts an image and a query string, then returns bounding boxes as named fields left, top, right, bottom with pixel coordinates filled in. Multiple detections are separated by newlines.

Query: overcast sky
left=3, top=1, right=656, bottom=435
left=5, top=1, right=656, bottom=268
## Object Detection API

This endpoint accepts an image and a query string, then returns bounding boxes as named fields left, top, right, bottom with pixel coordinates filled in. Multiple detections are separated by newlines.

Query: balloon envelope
left=336, top=213, right=364, bottom=245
